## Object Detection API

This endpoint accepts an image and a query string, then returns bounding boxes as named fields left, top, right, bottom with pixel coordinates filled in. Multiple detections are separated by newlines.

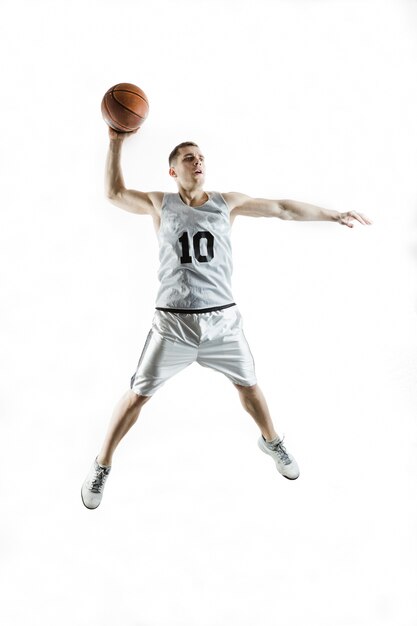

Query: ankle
left=263, top=433, right=279, bottom=444
left=97, top=455, right=112, bottom=468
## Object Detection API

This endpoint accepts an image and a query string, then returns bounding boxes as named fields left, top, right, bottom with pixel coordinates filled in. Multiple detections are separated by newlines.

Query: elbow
left=106, top=188, right=117, bottom=201
left=105, top=186, right=123, bottom=203
left=277, top=200, right=295, bottom=220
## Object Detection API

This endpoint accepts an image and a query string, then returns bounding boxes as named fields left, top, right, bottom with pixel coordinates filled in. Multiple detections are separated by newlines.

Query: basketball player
left=81, top=130, right=371, bottom=509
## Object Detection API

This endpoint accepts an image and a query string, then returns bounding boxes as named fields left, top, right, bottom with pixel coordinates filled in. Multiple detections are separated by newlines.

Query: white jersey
left=155, top=192, right=235, bottom=312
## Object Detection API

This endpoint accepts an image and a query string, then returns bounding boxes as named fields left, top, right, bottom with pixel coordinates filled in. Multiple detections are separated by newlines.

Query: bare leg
left=234, top=383, right=279, bottom=441
left=97, top=389, right=151, bottom=466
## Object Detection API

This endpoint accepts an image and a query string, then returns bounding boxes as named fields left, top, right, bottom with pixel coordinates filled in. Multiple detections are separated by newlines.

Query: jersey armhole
left=218, top=192, right=232, bottom=214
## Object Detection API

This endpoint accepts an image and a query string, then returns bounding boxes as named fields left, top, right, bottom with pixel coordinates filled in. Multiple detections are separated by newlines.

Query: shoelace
left=268, top=438, right=291, bottom=465
left=89, top=466, right=110, bottom=493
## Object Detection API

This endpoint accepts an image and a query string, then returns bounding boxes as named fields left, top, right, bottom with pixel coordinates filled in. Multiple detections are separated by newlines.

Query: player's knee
left=126, top=389, right=152, bottom=408
left=234, top=382, right=258, bottom=395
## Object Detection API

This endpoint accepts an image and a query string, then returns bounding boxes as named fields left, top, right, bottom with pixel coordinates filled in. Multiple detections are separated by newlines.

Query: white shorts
left=130, top=306, right=257, bottom=396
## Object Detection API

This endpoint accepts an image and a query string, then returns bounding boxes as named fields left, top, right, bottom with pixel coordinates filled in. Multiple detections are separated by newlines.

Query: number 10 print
left=179, top=231, right=214, bottom=264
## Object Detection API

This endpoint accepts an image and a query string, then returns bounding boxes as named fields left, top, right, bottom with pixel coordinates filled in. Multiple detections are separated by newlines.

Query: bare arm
left=105, top=129, right=163, bottom=221
left=225, top=192, right=372, bottom=228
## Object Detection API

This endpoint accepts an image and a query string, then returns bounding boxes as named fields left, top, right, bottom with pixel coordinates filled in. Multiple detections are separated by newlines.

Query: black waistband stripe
left=155, top=303, right=236, bottom=314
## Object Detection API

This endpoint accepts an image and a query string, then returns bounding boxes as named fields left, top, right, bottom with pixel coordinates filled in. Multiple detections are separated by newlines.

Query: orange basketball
left=101, top=83, right=149, bottom=132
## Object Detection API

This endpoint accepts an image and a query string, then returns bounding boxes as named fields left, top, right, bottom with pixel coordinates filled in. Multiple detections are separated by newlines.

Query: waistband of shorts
left=155, top=303, right=236, bottom=314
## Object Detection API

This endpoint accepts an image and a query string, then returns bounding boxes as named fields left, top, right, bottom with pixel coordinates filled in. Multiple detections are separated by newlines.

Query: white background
left=1, top=1, right=417, bottom=625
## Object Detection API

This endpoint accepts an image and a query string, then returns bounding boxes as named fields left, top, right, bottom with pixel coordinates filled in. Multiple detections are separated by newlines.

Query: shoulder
left=220, top=192, right=251, bottom=212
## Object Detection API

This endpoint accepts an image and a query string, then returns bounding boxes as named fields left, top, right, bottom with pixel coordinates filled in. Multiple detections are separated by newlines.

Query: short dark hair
left=169, top=141, right=198, bottom=166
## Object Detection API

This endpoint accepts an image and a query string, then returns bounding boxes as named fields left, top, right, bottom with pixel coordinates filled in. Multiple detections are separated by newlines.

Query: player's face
left=170, top=146, right=206, bottom=187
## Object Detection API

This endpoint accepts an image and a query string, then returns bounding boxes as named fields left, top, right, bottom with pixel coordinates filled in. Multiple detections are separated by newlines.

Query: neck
left=177, top=185, right=208, bottom=207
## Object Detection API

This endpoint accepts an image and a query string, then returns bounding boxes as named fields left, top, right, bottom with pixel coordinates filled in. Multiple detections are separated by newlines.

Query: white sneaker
left=258, top=436, right=300, bottom=480
left=81, top=458, right=111, bottom=509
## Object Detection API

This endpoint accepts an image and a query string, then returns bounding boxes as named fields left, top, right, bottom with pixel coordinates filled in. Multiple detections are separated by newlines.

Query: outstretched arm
left=105, top=128, right=162, bottom=219
left=225, top=192, right=372, bottom=228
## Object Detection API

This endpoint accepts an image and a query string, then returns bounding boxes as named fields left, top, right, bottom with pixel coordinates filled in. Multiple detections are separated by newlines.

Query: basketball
left=101, top=83, right=149, bottom=132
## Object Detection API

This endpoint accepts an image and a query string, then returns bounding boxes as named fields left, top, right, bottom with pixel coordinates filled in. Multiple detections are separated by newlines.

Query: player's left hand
left=338, top=211, right=373, bottom=228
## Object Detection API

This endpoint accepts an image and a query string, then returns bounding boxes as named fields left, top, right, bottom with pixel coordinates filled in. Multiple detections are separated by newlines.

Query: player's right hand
left=108, top=127, right=138, bottom=141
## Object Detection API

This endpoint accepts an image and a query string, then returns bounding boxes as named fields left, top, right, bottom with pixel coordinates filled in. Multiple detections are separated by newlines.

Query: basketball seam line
left=109, top=92, right=147, bottom=120
left=112, top=88, right=148, bottom=105
left=103, top=97, right=134, bottom=131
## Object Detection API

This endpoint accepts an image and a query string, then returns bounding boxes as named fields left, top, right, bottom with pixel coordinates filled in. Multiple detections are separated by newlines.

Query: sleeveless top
left=155, top=192, right=235, bottom=312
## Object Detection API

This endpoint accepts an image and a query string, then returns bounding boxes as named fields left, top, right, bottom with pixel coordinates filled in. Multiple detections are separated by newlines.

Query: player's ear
left=169, top=166, right=177, bottom=178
